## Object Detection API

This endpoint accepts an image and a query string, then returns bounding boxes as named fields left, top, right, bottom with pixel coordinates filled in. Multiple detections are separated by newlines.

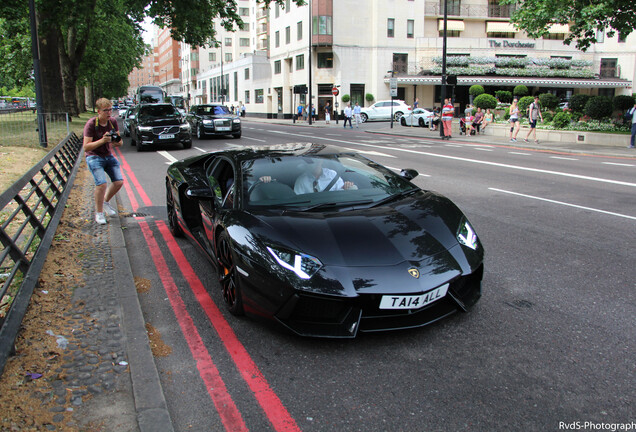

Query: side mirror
left=400, top=168, right=419, bottom=181
left=186, top=186, right=216, bottom=201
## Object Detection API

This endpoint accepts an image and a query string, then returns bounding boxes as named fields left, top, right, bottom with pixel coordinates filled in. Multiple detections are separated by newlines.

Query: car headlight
left=457, top=218, right=479, bottom=250
left=233, top=118, right=241, bottom=124
left=180, top=123, right=190, bottom=131
left=266, top=246, right=322, bottom=279
left=202, top=119, right=212, bottom=124
left=138, top=126, right=153, bottom=132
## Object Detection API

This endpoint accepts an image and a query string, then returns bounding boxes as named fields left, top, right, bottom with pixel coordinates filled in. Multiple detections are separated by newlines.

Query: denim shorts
left=86, top=155, right=123, bottom=186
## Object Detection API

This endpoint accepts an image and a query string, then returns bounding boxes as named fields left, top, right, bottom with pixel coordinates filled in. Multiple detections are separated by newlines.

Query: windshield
left=138, top=105, right=179, bottom=119
left=139, top=90, right=163, bottom=104
left=197, top=105, right=231, bottom=115
left=243, top=154, right=418, bottom=210
left=169, top=96, right=185, bottom=109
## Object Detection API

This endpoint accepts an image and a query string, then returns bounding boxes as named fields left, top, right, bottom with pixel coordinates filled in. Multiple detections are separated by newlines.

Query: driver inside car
left=294, top=159, right=356, bottom=194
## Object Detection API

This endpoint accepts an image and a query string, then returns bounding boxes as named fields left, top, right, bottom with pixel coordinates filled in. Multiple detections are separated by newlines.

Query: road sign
left=332, top=87, right=339, bottom=96
left=390, top=78, right=398, bottom=97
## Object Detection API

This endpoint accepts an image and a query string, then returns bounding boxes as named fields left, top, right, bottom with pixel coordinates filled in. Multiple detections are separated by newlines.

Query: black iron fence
left=0, top=132, right=83, bottom=374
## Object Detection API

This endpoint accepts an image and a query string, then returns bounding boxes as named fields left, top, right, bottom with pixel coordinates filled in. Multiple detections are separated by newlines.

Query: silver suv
left=359, top=100, right=412, bottom=122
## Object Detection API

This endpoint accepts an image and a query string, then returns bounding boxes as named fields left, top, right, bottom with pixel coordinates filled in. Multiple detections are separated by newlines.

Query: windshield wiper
left=291, top=199, right=376, bottom=212
left=369, top=188, right=419, bottom=208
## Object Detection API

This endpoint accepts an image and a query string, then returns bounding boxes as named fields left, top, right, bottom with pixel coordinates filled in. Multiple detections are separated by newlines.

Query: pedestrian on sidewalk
left=481, top=108, right=493, bottom=133
left=353, top=102, right=362, bottom=128
left=509, top=98, right=521, bottom=142
left=472, top=107, right=484, bottom=134
left=524, top=96, right=543, bottom=143
left=343, top=103, right=353, bottom=129
left=441, top=98, right=454, bottom=139
left=325, top=102, right=331, bottom=124
left=296, top=103, right=303, bottom=121
left=627, top=101, right=636, bottom=148
left=83, top=98, right=124, bottom=225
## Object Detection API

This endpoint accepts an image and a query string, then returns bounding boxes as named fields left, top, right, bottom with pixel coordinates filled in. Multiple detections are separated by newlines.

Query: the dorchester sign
left=489, top=40, right=536, bottom=48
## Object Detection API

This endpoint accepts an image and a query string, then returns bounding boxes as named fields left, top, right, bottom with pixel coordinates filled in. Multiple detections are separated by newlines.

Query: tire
left=183, top=140, right=192, bottom=149
left=217, top=231, right=244, bottom=316
left=136, top=141, right=143, bottom=152
left=400, top=117, right=407, bottom=126
left=197, top=124, right=206, bottom=139
left=130, top=133, right=136, bottom=146
left=166, top=181, right=184, bottom=237
left=232, top=132, right=241, bottom=139
left=394, top=111, right=404, bottom=121
left=124, top=127, right=130, bottom=137
left=360, top=113, right=368, bottom=123
left=418, top=118, right=425, bottom=127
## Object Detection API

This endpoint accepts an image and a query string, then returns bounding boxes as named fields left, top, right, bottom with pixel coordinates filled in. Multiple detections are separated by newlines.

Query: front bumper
left=138, top=125, right=192, bottom=146
left=202, top=119, right=241, bottom=135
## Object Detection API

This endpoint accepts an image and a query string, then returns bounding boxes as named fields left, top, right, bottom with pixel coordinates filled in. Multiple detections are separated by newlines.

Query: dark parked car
left=165, top=144, right=484, bottom=338
left=187, top=104, right=241, bottom=139
left=121, top=106, right=137, bottom=137
left=129, top=103, right=192, bottom=151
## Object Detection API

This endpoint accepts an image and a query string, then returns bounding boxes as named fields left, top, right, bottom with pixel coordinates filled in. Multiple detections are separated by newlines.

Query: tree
left=469, top=85, right=485, bottom=97
left=513, top=85, right=528, bottom=97
left=501, top=0, right=636, bottom=51
left=472, top=94, right=497, bottom=110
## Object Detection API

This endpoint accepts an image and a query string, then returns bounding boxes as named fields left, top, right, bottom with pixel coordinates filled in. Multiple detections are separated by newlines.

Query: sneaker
left=95, top=212, right=107, bottom=225
left=103, top=201, right=117, bottom=216
left=510, top=138, right=516, bottom=142
left=628, top=145, right=635, bottom=149
left=523, top=139, right=529, bottom=143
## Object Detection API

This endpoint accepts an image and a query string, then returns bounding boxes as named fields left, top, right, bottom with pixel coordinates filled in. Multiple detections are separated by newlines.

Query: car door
left=201, top=157, right=236, bottom=251
left=186, top=106, right=197, bottom=129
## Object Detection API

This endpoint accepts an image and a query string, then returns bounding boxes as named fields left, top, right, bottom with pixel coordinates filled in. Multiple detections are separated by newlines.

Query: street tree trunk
left=36, top=13, right=64, bottom=117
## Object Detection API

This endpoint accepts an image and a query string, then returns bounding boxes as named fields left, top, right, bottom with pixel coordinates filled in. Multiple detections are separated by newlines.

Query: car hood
left=138, top=117, right=181, bottom=126
left=199, top=114, right=235, bottom=120
left=247, top=192, right=464, bottom=267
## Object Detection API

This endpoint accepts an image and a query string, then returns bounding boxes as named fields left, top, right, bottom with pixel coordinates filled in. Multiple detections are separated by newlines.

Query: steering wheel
left=247, top=180, right=264, bottom=196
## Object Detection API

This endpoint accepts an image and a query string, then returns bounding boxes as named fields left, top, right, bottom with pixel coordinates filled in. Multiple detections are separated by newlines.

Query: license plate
left=159, top=134, right=175, bottom=139
left=379, top=284, right=449, bottom=310
left=216, top=127, right=230, bottom=131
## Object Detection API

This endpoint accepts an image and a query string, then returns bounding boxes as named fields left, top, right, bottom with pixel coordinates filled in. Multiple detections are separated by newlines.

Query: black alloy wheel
left=217, top=231, right=244, bottom=316
left=166, top=182, right=184, bottom=237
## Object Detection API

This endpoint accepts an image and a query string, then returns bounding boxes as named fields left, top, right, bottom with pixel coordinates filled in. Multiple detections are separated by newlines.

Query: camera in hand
left=109, top=129, right=121, bottom=142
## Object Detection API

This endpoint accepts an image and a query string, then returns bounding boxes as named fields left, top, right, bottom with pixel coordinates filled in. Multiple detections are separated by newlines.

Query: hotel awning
left=548, top=24, right=570, bottom=33
left=438, top=20, right=465, bottom=32
left=486, top=21, right=516, bottom=33
left=385, top=75, right=632, bottom=89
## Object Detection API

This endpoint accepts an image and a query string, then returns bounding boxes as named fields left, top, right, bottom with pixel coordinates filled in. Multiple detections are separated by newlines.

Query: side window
left=210, top=159, right=235, bottom=209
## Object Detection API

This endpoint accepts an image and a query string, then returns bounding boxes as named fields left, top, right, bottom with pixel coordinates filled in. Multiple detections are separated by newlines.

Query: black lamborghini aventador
left=165, top=143, right=484, bottom=338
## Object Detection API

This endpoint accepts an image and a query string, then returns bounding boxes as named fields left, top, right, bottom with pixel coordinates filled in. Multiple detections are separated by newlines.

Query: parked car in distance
left=186, top=104, right=241, bottom=139
left=400, top=108, right=434, bottom=127
left=359, top=100, right=412, bottom=122
left=129, top=103, right=192, bottom=151
left=121, top=106, right=137, bottom=137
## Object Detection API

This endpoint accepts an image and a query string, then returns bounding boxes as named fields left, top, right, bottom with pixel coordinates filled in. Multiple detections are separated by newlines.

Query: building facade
left=131, top=0, right=635, bottom=118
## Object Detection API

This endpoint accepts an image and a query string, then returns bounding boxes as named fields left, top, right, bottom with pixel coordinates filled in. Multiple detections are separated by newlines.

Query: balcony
left=425, top=1, right=514, bottom=18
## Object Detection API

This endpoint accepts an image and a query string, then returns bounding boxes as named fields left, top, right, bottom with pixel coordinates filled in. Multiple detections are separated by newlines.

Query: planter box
left=480, top=123, right=630, bottom=147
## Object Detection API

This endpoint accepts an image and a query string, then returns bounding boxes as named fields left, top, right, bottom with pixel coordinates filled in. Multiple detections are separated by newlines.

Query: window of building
left=488, top=32, right=515, bottom=38
left=297, top=21, right=303, bottom=40
left=407, top=20, right=414, bottom=38
left=439, top=30, right=461, bottom=37
left=275, top=31, right=280, bottom=47
left=240, top=38, right=249, bottom=47
left=225, top=53, right=232, bottom=62
left=225, top=38, right=232, bottom=46
left=296, top=54, right=305, bottom=70
left=596, top=30, right=604, bottom=43
left=618, top=32, right=626, bottom=43
left=317, top=52, right=333, bottom=68
left=543, top=33, right=565, bottom=40
left=392, top=53, right=408, bottom=74
left=190, top=52, right=199, bottom=61
left=488, top=0, right=514, bottom=18
left=442, top=0, right=461, bottom=15
left=313, top=16, right=333, bottom=35
left=286, top=26, right=291, bottom=44
left=600, top=58, right=617, bottom=78
left=244, top=68, right=250, bottom=80
left=275, top=4, right=280, bottom=18
left=239, top=7, right=249, bottom=16
left=255, top=89, right=264, bottom=103
left=274, top=60, right=281, bottom=74
left=245, top=90, right=250, bottom=104
left=286, top=0, right=290, bottom=12
left=209, top=52, right=216, bottom=62
left=240, top=22, right=249, bottom=31
left=387, top=19, right=395, bottom=38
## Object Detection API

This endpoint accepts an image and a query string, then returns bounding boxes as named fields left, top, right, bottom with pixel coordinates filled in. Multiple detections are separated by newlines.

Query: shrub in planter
left=495, top=90, right=512, bottom=103
left=613, top=95, right=635, bottom=112
left=469, top=85, right=485, bottom=97
left=552, top=111, right=572, bottom=129
left=472, top=93, right=498, bottom=110
left=518, top=96, right=534, bottom=114
left=542, top=112, right=554, bottom=123
left=513, top=85, right=529, bottom=97
left=365, top=93, right=375, bottom=103
left=584, top=96, right=613, bottom=120
left=570, top=111, right=583, bottom=122
left=569, top=94, right=590, bottom=112
left=539, top=93, right=560, bottom=111
left=341, top=94, right=351, bottom=103
left=503, top=106, right=510, bottom=120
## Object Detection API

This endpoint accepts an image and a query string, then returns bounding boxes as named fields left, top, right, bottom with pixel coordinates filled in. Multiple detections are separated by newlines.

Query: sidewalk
left=243, top=116, right=636, bottom=159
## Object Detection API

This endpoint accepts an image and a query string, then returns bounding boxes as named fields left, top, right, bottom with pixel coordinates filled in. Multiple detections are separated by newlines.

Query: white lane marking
left=602, top=162, right=635, bottom=167
left=509, top=152, right=532, bottom=156
left=444, top=144, right=462, bottom=148
left=157, top=151, right=178, bottom=163
left=268, top=130, right=636, bottom=188
left=195, top=147, right=207, bottom=152
left=343, top=147, right=396, bottom=158
left=473, top=148, right=494, bottom=152
left=550, top=156, right=579, bottom=161
left=489, top=188, right=636, bottom=220
left=242, top=136, right=267, bottom=142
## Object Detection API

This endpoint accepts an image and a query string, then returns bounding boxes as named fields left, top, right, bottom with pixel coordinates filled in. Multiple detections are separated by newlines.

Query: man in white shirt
left=294, top=160, right=355, bottom=194
left=343, top=104, right=353, bottom=129
left=353, top=102, right=362, bottom=128
left=628, top=101, right=636, bottom=149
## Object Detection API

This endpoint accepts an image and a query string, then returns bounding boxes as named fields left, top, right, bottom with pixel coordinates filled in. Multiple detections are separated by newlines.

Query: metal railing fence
left=0, top=132, right=83, bottom=374
left=0, top=110, right=71, bottom=148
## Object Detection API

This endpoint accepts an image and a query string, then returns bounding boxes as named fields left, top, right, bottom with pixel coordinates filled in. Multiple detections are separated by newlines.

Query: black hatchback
left=130, top=103, right=192, bottom=152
